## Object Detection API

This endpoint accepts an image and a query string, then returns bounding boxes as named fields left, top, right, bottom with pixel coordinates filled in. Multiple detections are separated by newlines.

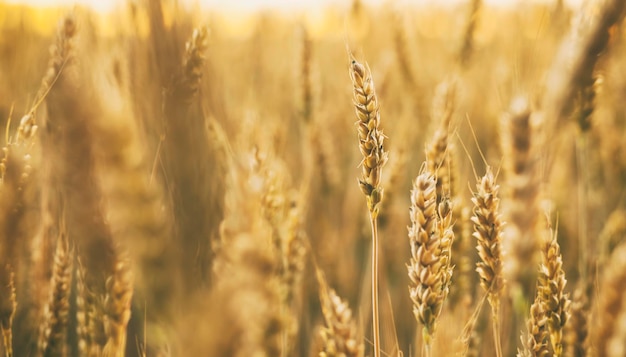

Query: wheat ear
left=102, top=258, right=133, bottom=357
left=38, top=229, right=72, bottom=357
left=407, top=164, right=453, bottom=354
left=537, top=222, right=570, bottom=356
left=471, top=167, right=504, bottom=357
left=317, top=268, right=364, bottom=357
left=519, top=297, right=550, bottom=357
left=349, top=56, right=387, bottom=357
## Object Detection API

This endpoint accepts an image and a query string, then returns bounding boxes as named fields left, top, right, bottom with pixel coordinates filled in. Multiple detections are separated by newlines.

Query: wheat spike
left=177, top=26, right=208, bottom=102
left=537, top=224, right=570, bottom=356
left=76, top=258, right=104, bottom=357
left=102, top=258, right=133, bottom=357
left=17, top=13, right=76, bottom=144
left=525, top=296, right=550, bottom=357
left=317, top=270, right=364, bottom=357
left=38, top=229, right=72, bottom=357
left=407, top=164, right=453, bottom=346
left=349, top=56, right=388, bottom=216
left=350, top=55, right=387, bottom=357
left=472, top=167, right=504, bottom=307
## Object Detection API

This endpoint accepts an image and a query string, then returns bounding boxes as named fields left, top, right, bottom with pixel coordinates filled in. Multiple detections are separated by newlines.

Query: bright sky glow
left=4, top=0, right=585, bottom=13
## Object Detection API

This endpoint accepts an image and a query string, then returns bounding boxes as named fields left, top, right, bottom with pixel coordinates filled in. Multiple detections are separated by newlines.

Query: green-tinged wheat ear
left=38, top=229, right=72, bottom=357
left=593, top=243, right=626, bottom=357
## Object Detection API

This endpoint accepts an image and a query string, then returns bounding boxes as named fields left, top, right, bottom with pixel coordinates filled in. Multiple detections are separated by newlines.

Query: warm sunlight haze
left=6, top=0, right=585, bottom=12
left=0, top=0, right=623, bottom=356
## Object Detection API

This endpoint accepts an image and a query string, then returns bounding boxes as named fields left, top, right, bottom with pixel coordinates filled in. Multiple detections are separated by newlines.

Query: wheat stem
left=492, top=302, right=503, bottom=357
left=369, top=213, right=381, bottom=357
left=350, top=56, right=387, bottom=357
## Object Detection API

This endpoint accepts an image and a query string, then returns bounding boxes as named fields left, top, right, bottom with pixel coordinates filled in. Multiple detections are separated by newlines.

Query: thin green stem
left=369, top=213, right=381, bottom=357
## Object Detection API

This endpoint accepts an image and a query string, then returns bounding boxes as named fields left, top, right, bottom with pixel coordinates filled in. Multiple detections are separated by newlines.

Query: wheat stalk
left=0, top=266, right=16, bottom=357
left=349, top=56, right=387, bottom=357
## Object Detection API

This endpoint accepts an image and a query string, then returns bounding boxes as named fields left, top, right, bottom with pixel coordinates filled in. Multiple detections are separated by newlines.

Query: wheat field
left=0, top=0, right=625, bottom=356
